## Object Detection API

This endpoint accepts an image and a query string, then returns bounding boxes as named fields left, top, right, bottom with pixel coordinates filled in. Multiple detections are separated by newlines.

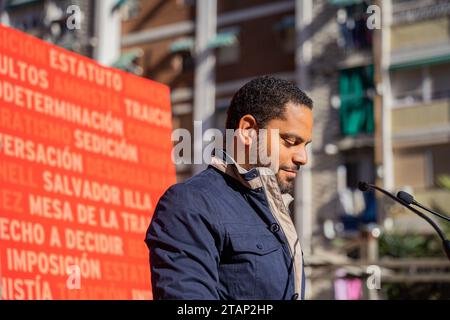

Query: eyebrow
left=280, top=132, right=312, bottom=144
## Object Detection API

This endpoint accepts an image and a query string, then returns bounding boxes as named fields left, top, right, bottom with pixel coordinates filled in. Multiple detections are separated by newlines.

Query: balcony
left=390, top=0, right=450, bottom=62
left=392, top=0, right=450, bottom=25
left=392, top=99, right=450, bottom=148
left=391, top=17, right=450, bottom=55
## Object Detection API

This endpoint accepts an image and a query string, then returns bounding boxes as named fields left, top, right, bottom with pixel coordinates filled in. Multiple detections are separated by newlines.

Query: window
left=336, top=3, right=373, bottom=52
left=337, top=150, right=377, bottom=224
left=391, top=62, right=450, bottom=105
left=274, top=15, right=295, bottom=53
left=216, top=28, right=240, bottom=66
left=169, top=37, right=195, bottom=73
left=431, top=144, right=450, bottom=187
left=391, top=67, right=423, bottom=104
left=170, top=51, right=194, bottom=73
left=395, top=148, right=430, bottom=189
left=217, top=42, right=239, bottom=65
left=429, top=63, right=450, bottom=100
left=395, top=144, right=450, bottom=189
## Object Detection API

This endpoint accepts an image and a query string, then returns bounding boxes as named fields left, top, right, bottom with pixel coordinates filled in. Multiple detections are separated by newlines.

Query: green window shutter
left=339, top=65, right=374, bottom=136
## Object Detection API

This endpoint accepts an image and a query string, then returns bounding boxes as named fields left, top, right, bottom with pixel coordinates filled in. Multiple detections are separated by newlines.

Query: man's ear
left=237, top=115, right=258, bottom=146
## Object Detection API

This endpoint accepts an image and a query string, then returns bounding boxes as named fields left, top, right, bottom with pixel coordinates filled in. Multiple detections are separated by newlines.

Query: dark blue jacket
left=145, top=164, right=305, bottom=300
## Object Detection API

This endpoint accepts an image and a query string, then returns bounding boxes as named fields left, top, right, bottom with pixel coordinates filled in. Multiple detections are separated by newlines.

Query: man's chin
left=284, top=186, right=295, bottom=197
left=276, top=177, right=295, bottom=196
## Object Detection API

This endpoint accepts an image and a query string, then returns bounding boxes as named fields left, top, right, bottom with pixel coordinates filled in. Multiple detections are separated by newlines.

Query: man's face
left=259, top=103, right=313, bottom=196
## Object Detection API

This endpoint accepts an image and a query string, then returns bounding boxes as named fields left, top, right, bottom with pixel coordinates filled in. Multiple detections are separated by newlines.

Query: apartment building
left=379, top=0, right=450, bottom=233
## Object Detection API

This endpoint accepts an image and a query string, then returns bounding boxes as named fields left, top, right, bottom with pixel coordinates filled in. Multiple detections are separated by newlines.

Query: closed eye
left=283, top=138, right=297, bottom=146
left=280, top=134, right=301, bottom=147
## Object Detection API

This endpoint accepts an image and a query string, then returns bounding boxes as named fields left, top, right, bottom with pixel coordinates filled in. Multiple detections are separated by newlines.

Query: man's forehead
left=267, top=104, right=313, bottom=133
left=284, top=102, right=313, bottom=117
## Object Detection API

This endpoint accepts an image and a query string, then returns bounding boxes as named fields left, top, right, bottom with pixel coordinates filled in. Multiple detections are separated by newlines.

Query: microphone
left=358, top=181, right=370, bottom=192
left=397, top=190, right=450, bottom=223
left=396, top=191, right=414, bottom=205
left=358, top=181, right=450, bottom=261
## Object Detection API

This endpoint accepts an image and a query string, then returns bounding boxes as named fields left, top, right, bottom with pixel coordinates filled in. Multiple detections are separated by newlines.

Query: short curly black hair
left=225, top=76, right=313, bottom=130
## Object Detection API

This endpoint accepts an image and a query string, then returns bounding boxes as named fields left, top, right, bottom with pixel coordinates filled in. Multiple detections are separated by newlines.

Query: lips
left=281, top=169, right=298, bottom=178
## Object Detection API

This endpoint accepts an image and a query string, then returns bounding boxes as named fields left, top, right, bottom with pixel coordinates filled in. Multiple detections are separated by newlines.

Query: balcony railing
left=392, top=0, right=450, bottom=25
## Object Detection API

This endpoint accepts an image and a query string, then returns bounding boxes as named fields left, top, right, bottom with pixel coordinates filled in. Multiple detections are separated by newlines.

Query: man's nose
left=292, top=147, right=308, bottom=166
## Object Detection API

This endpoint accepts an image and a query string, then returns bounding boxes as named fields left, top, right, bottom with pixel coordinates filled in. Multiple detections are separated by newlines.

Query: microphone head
left=358, top=181, right=370, bottom=192
left=397, top=190, right=415, bottom=205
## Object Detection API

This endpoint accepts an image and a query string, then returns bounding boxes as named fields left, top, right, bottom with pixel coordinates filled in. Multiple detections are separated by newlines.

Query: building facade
left=381, top=0, right=450, bottom=233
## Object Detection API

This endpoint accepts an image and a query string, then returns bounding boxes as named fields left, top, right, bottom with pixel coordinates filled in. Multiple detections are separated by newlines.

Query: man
left=145, top=76, right=313, bottom=300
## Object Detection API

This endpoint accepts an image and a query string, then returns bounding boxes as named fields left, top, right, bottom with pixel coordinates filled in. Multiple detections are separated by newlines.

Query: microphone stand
left=358, top=182, right=450, bottom=261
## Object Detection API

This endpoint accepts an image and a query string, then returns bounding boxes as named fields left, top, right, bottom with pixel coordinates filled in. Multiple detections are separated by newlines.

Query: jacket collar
left=210, top=149, right=270, bottom=190
left=210, top=150, right=294, bottom=208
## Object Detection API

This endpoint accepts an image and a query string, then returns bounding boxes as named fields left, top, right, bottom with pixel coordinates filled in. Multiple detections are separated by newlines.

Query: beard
left=252, top=162, right=297, bottom=196
left=275, top=171, right=296, bottom=196
left=253, top=142, right=297, bottom=197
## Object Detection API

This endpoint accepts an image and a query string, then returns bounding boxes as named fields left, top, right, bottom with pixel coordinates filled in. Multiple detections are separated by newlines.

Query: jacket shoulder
left=156, top=167, right=224, bottom=213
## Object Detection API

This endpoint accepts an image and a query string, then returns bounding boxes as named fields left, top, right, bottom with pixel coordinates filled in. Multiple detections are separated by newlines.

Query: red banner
left=0, top=24, right=176, bottom=299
